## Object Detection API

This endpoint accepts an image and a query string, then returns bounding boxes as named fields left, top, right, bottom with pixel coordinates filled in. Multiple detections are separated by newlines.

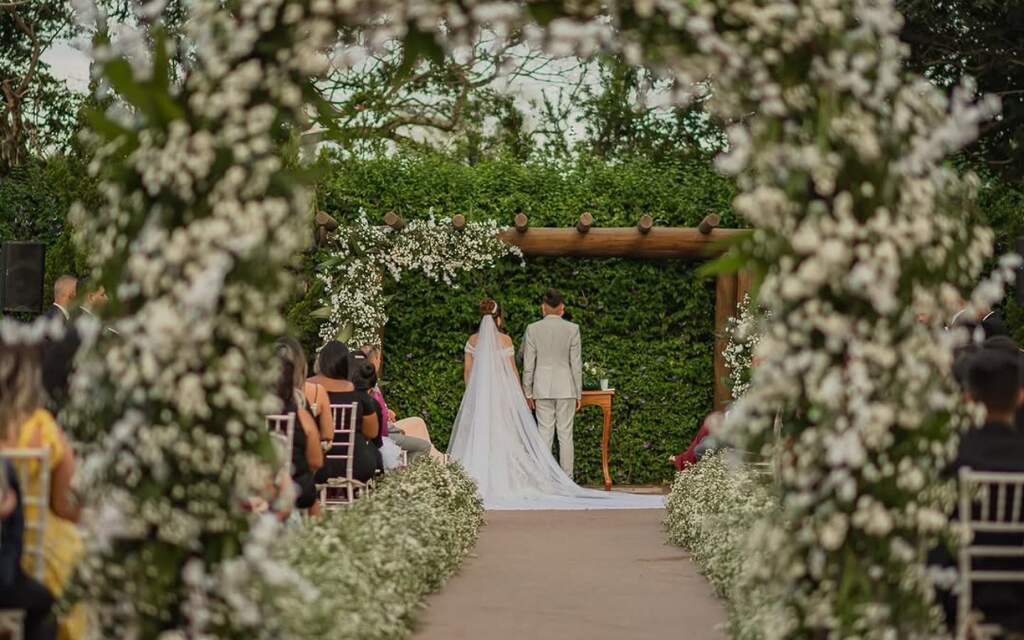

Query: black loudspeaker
left=1017, top=237, right=1024, bottom=306
left=1, top=242, right=46, bottom=314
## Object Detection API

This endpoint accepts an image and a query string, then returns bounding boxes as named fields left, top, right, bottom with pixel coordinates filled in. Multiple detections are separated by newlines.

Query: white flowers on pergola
left=68, top=0, right=1018, bottom=637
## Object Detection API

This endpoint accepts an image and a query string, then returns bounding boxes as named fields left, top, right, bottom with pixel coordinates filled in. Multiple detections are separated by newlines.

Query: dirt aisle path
left=414, top=509, right=727, bottom=640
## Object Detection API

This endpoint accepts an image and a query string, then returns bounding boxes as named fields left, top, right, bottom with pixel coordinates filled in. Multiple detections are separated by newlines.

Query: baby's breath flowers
left=60, top=0, right=1014, bottom=635
left=317, top=214, right=521, bottom=346
left=64, top=0, right=336, bottom=635
left=722, top=294, right=767, bottom=401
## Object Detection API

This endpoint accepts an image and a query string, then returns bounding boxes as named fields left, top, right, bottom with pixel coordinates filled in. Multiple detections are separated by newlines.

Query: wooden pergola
left=317, top=211, right=749, bottom=409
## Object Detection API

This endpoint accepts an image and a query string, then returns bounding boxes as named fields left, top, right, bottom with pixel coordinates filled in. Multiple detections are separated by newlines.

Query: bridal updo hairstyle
left=479, top=298, right=507, bottom=332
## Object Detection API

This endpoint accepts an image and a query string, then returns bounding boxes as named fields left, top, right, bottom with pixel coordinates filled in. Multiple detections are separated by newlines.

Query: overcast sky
left=42, top=41, right=92, bottom=93
left=39, top=37, right=623, bottom=148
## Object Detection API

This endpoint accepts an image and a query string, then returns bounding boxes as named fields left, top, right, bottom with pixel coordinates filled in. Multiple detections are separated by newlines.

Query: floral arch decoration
left=68, top=0, right=1018, bottom=637
left=317, top=211, right=747, bottom=409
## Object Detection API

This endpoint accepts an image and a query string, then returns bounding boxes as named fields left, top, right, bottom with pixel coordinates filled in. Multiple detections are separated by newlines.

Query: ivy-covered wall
left=0, top=157, right=94, bottom=305
left=308, top=151, right=738, bottom=485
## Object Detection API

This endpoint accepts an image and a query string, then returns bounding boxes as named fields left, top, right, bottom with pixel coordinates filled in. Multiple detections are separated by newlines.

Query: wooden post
left=314, top=210, right=339, bottom=246
left=714, top=272, right=740, bottom=411
left=698, top=213, right=721, bottom=235
left=384, top=211, right=405, bottom=230
left=637, top=215, right=654, bottom=234
left=737, top=268, right=754, bottom=305
left=576, top=212, right=593, bottom=234
left=452, top=214, right=466, bottom=230
left=514, top=213, right=529, bottom=232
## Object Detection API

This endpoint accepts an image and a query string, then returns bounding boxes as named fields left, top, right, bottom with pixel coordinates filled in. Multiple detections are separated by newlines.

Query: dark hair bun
left=480, top=298, right=498, bottom=316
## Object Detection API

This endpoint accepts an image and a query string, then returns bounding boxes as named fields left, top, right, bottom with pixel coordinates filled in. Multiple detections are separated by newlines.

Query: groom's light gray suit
left=522, top=314, right=582, bottom=477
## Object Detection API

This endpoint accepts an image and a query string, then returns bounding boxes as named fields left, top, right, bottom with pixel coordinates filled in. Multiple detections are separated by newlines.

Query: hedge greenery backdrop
left=301, top=150, right=736, bottom=485
left=4, top=149, right=1024, bottom=484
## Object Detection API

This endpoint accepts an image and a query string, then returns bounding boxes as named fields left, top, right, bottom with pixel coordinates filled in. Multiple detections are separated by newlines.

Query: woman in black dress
left=274, top=354, right=322, bottom=509
left=308, top=341, right=382, bottom=483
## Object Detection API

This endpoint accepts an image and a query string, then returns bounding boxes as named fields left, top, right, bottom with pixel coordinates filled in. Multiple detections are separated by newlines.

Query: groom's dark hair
left=543, top=289, right=564, bottom=308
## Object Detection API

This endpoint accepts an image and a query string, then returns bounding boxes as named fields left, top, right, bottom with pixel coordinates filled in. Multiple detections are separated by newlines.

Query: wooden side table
left=580, top=389, right=615, bottom=490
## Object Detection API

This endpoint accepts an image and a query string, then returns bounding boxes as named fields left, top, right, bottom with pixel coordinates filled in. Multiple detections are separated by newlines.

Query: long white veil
left=449, top=316, right=663, bottom=510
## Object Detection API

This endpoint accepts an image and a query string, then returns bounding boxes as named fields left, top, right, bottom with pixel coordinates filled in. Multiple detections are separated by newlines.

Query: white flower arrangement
left=665, top=453, right=786, bottom=640
left=58, top=0, right=1021, bottom=635
left=317, top=214, right=521, bottom=347
left=278, top=459, right=484, bottom=640
left=722, top=294, right=767, bottom=401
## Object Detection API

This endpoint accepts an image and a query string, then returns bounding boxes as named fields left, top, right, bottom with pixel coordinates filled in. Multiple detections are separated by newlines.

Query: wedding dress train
left=448, top=316, right=664, bottom=510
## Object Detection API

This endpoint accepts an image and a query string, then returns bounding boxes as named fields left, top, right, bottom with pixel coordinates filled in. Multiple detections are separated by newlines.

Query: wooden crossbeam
left=499, top=226, right=741, bottom=259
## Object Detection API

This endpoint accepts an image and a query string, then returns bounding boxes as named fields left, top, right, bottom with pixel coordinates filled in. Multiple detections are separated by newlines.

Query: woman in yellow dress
left=0, top=342, right=85, bottom=640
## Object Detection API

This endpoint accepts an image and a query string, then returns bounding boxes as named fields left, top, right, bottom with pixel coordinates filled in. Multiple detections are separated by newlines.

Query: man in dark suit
left=42, top=275, right=76, bottom=326
left=40, top=275, right=80, bottom=412
left=936, top=345, right=1024, bottom=633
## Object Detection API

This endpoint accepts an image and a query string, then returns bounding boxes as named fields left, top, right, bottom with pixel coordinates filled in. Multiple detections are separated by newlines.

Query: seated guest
left=0, top=342, right=85, bottom=639
left=273, top=347, right=323, bottom=512
left=0, top=460, right=57, bottom=640
left=934, top=345, right=1024, bottom=633
left=975, top=336, right=1024, bottom=432
left=671, top=411, right=723, bottom=470
left=308, top=341, right=382, bottom=483
left=277, top=337, right=333, bottom=444
left=358, top=345, right=440, bottom=463
left=350, top=354, right=403, bottom=469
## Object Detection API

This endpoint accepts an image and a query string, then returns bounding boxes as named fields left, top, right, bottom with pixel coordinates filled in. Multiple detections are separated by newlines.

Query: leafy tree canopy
left=898, top=0, right=1024, bottom=183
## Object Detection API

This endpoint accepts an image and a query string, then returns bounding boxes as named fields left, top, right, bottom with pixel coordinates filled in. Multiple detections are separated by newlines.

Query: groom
left=522, top=289, right=583, bottom=478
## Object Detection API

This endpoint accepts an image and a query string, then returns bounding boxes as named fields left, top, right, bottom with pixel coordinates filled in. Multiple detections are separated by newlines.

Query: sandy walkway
left=414, top=509, right=727, bottom=640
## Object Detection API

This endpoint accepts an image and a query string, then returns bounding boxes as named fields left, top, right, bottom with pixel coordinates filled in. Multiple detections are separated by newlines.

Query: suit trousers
left=534, top=398, right=576, bottom=478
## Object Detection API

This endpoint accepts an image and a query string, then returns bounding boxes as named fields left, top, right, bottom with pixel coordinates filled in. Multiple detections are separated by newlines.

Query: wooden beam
left=314, top=210, right=339, bottom=246
left=315, top=210, right=339, bottom=231
left=577, top=212, right=593, bottom=234
left=637, top=215, right=653, bottom=235
left=514, top=213, right=529, bottom=232
left=384, top=211, right=405, bottom=230
left=452, top=214, right=466, bottom=230
left=737, top=268, right=754, bottom=304
left=498, top=226, right=742, bottom=259
left=698, top=213, right=721, bottom=235
left=714, top=272, right=740, bottom=411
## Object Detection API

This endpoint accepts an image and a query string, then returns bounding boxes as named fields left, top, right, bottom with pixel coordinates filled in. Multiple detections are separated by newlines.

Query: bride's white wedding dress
left=448, top=316, right=664, bottom=510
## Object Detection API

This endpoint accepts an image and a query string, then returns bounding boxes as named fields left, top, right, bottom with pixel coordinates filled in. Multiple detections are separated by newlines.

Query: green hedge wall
left=0, top=157, right=95, bottom=306
left=978, top=174, right=1024, bottom=343
left=310, top=152, right=738, bottom=485
left=8, top=151, right=1021, bottom=484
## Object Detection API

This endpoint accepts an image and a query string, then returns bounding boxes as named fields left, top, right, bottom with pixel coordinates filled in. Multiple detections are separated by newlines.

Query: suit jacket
left=43, top=303, right=68, bottom=325
left=937, top=421, right=1024, bottom=630
left=522, top=315, right=582, bottom=400
left=40, top=304, right=80, bottom=410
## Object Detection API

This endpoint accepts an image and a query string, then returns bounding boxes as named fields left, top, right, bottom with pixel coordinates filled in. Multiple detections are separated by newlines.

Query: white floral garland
left=722, top=294, right=767, bottom=401
left=316, top=214, right=521, bottom=347
left=63, top=0, right=1020, bottom=635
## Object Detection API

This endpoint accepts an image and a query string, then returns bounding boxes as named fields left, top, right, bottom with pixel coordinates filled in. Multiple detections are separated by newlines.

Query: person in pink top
left=359, top=345, right=445, bottom=463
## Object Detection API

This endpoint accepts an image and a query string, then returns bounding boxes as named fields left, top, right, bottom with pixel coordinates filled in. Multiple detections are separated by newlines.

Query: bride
left=448, top=299, right=663, bottom=510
